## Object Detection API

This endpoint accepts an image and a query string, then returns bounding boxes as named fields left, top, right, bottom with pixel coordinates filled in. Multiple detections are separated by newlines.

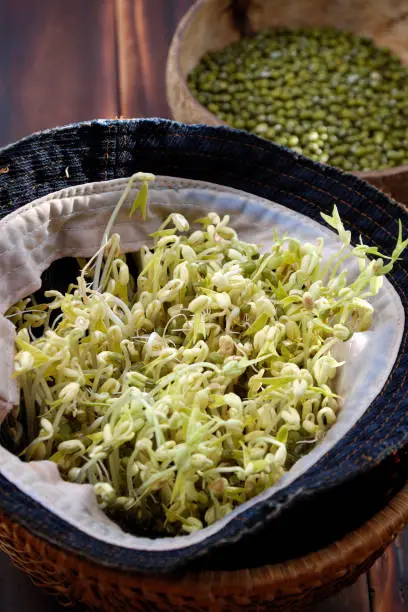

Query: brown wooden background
left=0, top=0, right=195, bottom=147
left=0, top=1, right=407, bottom=610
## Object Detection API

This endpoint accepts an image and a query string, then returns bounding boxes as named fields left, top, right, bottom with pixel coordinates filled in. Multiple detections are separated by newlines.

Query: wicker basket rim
left=2, top=482, right=407, bottom=598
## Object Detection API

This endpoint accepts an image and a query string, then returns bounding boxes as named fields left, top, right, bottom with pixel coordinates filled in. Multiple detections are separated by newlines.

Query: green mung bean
left=188, top=27, right=408, bottom=171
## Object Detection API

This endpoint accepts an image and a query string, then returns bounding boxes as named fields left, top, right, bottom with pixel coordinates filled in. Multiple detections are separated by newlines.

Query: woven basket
left=166, top=0, right=408, bottom=205
left=0, top=484, right=407, bottom=611
left=0, top=118, right=407, bottom=609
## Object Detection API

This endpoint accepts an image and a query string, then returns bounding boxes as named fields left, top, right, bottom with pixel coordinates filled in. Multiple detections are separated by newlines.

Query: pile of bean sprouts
left=7, top=173, right=406, bottom=535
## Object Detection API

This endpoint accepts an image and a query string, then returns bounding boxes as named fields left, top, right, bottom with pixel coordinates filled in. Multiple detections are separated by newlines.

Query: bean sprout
left=8, top=173, right=407, bottom=535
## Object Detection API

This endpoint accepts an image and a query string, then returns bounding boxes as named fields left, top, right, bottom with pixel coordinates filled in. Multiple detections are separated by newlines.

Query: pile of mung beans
left=188, top=27, right=408, bottom=172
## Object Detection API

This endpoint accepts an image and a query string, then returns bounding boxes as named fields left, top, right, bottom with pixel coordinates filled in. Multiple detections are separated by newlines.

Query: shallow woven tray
left=166, top=0, right=408, bottom=205
left=0, top=483, right=407, bottom=611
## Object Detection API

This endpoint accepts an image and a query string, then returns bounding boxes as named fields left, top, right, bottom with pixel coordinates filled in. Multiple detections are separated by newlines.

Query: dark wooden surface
left=0, top=1, right=406, bottom=610
left=0, top=0, right=118, bottom=146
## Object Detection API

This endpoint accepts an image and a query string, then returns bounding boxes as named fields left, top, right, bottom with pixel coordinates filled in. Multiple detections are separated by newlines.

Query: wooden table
left=0, top=1, right=406, bottom=610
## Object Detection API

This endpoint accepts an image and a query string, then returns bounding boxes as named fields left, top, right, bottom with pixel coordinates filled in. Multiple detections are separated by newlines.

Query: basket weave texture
left=0, top=483, right=407, bottom=611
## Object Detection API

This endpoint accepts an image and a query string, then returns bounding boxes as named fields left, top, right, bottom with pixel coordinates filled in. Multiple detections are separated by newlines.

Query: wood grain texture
left=115, top=0, right=196, bottom=118
left=369, top=531, right=408, bottom=612
left=0, top=553, right=81, bottom=612
left=314, top=575, right=371, bottom=612
left=0, top=551, right=61, bottom=612
left=0, top=0, right=118, bottom=147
